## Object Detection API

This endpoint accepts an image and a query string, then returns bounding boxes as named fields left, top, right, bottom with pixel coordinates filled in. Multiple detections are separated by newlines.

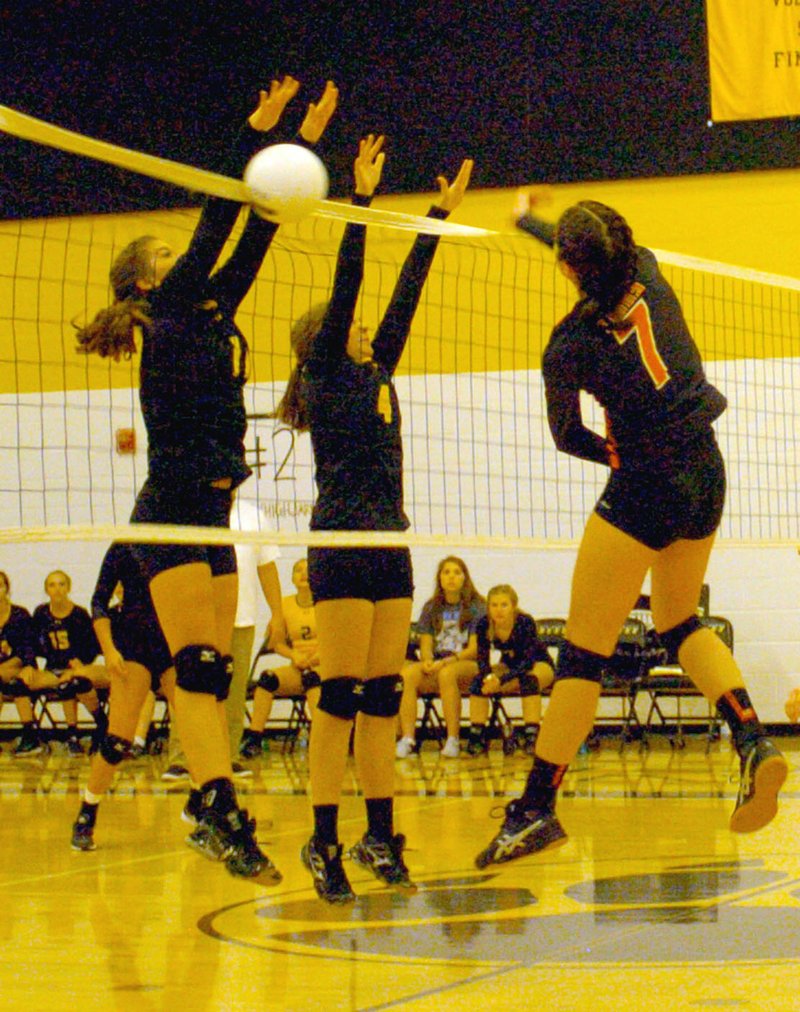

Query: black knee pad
left=360, top=674, right=403, bottom=717
left=468, top=672, right=484, bottom=696
left=257, top=670, right=280, bottom=693
left=518, top=672, right=540, bottom=697
left=71, top=676, right=95, bottom=696
left=99, top=733, right=131, bottom=766
left=317, top=676, right=361, bottom=720
left=554, top=641, right=607, bottom=684
left=4, top=677, right=30, bottom=698
left=300, top=669, right=321, bottom=692
left=174, top=645, right=227, bottom=699
left=658, top=615, right=703, bottom=663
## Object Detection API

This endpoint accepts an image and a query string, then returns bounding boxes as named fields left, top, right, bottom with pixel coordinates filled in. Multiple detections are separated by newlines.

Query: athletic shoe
left=729, top=738, right=788, bottom=833
left=65, top=735, right=85, bottom=756
left=301, top=836, right=355, bottom=904
left=231, top=761, right=253, bottom=779
left=187, top=808, right=281, bottom=884
left=181, top=788, right=203, bottom=828
left=395, top=737, right=415, bottom=759
left=441, top=736, right=460, bottom=759
left=161, top=764, right=190, bottom=782
left=349, top=832, right=416, bottom=889
left=239, top=733, right=264, bottom=760
left=71, top=813, right=96, bottom=852
left=12, top=728, right=42, bottom=757
left=466, top=726, right=488, bottom=756
left=474, top=800, right=568, bottom=868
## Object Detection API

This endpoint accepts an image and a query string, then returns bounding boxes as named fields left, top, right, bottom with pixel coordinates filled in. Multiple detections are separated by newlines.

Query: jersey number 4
left=614, top=301, right=670, bottom=390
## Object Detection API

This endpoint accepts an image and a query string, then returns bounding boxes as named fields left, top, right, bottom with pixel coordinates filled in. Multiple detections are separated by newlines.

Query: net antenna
left=0, top=104, right=492, bottom=239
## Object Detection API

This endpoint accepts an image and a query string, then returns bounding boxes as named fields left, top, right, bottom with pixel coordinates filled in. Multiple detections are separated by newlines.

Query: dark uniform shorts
left=111, top=610, right=173, bottom=691
left=308, top=546, right=413, bottom=603
left=129, top=478, right=237, bottom=583
left=594, top=430, right=726, bottom=551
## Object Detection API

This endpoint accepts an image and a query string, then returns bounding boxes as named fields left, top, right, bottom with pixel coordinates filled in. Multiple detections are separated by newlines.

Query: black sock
left=78, top=800, right=98, bottom=827
left=200, top=777, right=238, bottom=817
left=313, top=804, right=339, bottom=846
left=365, top=797, right=393, bottom=842
left=520, top=756, right=568, bottom=812
left=716, top=687, right=763, bottom=754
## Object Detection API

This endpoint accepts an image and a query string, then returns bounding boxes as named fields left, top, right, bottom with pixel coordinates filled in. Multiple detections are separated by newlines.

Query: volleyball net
left=0, top=207, right=798, bottom=548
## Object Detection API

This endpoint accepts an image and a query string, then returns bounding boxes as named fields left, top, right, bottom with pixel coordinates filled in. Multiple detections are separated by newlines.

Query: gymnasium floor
left=2, top=731, right=798, bottom=1012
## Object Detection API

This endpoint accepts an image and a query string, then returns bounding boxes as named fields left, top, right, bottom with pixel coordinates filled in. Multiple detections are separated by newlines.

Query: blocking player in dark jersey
left=475, top=192, right=787, bottom=868
left=466, top=584, right=554, bottom=757
left=74, top=77, right=338, bottom=884
left=274, top=134, right=473, bottom=902
left=70, top=542, right=175, bottom=851
left=0, top=571, right=43, bottom=756
left=27, top=569, right=109, bottom=755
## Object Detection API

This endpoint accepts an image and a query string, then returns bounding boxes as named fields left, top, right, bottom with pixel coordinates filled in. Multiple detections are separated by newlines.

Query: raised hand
left=513, top=185, right=553, bottom=221
left=299, top=80, right=339, bottom=144
left=248, top=76, right=301, bottom=132
left=434, top=158, right=474, bottom=213
left=354, top=134, right=385, bottom=197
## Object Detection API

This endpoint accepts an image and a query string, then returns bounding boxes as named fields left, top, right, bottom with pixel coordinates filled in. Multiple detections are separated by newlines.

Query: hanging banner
left=706, top=0, right=800, bottom=122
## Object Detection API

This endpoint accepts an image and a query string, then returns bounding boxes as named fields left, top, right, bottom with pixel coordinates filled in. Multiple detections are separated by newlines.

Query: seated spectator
left=396, top=556, right=486, bottom=759
left=0, top=571, right=43, bottom=756
left=240, top=557, right=320, bottom=758
left=24, top=569, right=109, bottom=755
left=466, top=584, right=555, bottom=756
left=71, top=542, right=176, bottom=851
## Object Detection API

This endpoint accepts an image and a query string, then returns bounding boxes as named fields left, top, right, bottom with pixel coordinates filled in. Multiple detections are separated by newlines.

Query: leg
left=438, top=660, right=474, bottom=744
left=537, top=513, right=656, bottom=764
left=150, top=563, right=234, bottom=787
left=349, top=596, right=415, bottom=888
left=651, top=535, right=787, bottom=832
left=397, top=660, right=424, bottom=744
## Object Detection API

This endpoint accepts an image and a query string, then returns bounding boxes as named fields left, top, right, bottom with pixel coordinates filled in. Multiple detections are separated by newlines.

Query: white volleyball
left=243, top=143, right=329, bottom=223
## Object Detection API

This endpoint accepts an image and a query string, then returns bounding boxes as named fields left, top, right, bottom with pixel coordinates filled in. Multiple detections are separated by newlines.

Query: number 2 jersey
left=518, top=213, right=726, bottom=472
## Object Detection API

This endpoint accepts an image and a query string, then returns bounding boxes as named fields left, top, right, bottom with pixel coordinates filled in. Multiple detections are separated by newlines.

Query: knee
left=656, top=615, right=704, bottom=663
left=555, top=641, right=607, bottom=684
left=99, top=734, right=131, bottom=766
left=257, top=670, right=280, bottom=694
left=174, top=645, right=231, bottom=702
left=360, top=674, right=403, bottom=718
left=318, top=676, right=362, bottom=721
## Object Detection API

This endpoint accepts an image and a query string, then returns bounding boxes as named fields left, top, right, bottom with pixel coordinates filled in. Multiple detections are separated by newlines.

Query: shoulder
left=11, top=604, right=31, bottom=620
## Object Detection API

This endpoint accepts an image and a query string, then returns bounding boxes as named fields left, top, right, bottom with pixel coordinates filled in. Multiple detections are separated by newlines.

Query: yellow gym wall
left=1, top=164, right=798, bottom=397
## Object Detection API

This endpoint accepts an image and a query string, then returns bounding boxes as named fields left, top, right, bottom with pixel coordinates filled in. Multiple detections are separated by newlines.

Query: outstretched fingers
left=248, top=75, right=301, bottom=132
left=299, top=80, right=340, bottom=144
left=354, top=133, right=386, bottom=197
left=435, top=158, right=474, bottom=212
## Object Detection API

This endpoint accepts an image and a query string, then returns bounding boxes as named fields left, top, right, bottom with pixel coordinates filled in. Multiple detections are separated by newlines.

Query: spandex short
left=129, top=478, right=237, bottom=582
left=308, top=546, right=413, bottom=603
left=594, top=430, right=725, bottom=551
left=111, top=610, right=173, bottom=691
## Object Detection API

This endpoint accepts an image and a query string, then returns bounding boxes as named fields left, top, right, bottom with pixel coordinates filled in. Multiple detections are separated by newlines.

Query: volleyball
left=243, top=143, right=329, bottom=223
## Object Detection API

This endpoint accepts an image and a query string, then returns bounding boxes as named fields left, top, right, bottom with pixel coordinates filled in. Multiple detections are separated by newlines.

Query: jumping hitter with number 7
left=475, top=192, right=787, bottom=868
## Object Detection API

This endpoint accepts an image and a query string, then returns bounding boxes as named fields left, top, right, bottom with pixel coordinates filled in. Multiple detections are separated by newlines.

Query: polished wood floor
left=1, top=731, right=799, bottom=1011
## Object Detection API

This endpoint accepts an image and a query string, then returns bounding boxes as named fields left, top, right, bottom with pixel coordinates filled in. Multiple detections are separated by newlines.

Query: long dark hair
left=271, top=302, right=330, bottom=431
left=555, top=201, right=638, bottom=329
left=428, top=555, right=484, bottom=634
left=74, top=236, right=155, bottom=361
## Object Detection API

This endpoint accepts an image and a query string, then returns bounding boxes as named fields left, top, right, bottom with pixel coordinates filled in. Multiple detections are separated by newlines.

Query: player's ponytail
left=74, top=236, right=155, bottom=361
left=271, top=302, right=329, bottom=431
left=556, top=202, right=637, bottom=328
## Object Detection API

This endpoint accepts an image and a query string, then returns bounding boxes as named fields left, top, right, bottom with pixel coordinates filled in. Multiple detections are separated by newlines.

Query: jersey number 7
left=614, top=301, right=670, bottom=390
